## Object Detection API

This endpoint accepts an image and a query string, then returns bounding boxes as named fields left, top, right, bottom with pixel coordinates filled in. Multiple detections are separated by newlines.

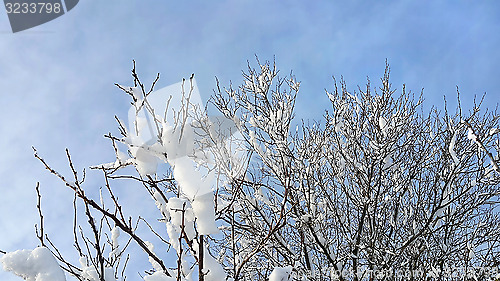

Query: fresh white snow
left=1, top=247, right=66, bottom=281
left=269, top=265, right=293, bottom=281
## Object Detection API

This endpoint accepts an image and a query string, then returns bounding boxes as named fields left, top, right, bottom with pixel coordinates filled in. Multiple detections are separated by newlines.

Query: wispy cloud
left=1, top=1, right=499, bottom=280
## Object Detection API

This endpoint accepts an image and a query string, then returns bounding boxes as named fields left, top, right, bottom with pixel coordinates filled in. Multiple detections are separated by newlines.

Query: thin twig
left=35, top=182, right=45, bottom=247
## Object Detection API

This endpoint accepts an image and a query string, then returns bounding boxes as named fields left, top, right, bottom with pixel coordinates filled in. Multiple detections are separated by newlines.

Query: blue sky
left=0, top=1, right=499, bottom=280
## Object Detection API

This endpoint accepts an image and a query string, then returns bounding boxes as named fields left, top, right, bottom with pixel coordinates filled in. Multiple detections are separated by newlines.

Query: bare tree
left=1, top=59, right=499, bottom=281
left=208, top=60, right=500, bottom=281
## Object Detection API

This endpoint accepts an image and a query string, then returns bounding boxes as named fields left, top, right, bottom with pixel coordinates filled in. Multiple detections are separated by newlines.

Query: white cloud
left=1, top=1, right=499, bottom=280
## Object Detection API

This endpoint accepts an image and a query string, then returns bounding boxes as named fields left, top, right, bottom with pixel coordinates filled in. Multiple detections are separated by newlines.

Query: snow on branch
left=2, top=60, right=500, bottom=281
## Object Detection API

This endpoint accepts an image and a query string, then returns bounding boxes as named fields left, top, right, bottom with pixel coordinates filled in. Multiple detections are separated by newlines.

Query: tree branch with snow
left=2, top=59, right=500, bottom=281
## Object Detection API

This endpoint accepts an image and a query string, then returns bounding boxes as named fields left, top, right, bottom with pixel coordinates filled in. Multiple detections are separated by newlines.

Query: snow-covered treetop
left=2, top=60, right=499, bottom=281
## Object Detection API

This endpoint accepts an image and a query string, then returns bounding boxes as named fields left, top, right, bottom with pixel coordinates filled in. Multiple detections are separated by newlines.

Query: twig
left=34, top=148, right=172, bottom=277
left=35, top=182, right=45, bottom=247
left=463, top=119, right=500, bottom=173
left=139, top=216, right=170, bottom=245
left=199, top=235, right=204, bottom=281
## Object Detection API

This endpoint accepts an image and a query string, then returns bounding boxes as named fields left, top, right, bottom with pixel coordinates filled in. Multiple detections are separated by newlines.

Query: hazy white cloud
left=1, top=1, right=499, bottom=280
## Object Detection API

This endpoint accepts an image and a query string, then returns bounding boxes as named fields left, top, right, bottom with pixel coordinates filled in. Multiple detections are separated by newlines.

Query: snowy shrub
left=1, top=60, right=500, bottom=281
